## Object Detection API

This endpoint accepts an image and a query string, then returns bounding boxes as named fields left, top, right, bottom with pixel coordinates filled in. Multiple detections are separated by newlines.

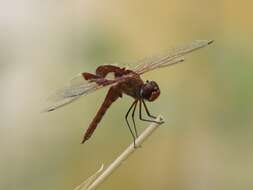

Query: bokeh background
left=1, top=0, right=253, bottom=190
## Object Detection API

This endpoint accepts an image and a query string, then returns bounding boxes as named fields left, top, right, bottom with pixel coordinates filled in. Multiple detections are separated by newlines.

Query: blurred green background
left=1, top=0, right=253, bottom=190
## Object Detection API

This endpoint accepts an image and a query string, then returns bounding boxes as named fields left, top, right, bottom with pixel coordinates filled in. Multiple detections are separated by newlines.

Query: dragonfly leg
left=139, top=101, right=163, bottom=124
left=142, top=100, right=158, bottom=119
left=125, top=100, right=138, bottom=148
left=131, top=100, right=138, bottom=137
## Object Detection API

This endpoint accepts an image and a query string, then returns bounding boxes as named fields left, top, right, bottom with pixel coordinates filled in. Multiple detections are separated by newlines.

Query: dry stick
left=76, top=115, right=164, bottom=190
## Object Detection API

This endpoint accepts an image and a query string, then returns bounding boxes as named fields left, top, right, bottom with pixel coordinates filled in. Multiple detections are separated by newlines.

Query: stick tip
left=208, top=40, right=214, bottom=45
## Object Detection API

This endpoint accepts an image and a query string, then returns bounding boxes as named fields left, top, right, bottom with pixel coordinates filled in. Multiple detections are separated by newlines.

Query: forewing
left=44, top=40, right=213, bottom=112
left=134, top=40, right=213, bottom=75
left=44, top=74, right=115, bottom=112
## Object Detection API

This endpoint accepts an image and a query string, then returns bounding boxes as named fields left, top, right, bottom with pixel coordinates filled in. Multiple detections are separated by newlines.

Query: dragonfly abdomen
left=82, top=86, right=121, bottom=143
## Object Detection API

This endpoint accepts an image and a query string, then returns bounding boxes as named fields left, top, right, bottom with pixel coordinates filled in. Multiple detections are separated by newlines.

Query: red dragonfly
left=45, top=40, right=213, bottom=146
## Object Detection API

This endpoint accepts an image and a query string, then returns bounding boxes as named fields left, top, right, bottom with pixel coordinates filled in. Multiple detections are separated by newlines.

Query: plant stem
left=75, top=115, right=164, bottom=190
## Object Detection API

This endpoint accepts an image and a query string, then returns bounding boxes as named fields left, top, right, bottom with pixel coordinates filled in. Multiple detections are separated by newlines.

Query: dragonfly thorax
left=140, top=80, right=160, bottom=102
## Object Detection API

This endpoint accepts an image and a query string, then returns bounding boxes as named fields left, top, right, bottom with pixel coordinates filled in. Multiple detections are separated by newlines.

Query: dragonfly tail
left=82, top=86, right=121, bottom=143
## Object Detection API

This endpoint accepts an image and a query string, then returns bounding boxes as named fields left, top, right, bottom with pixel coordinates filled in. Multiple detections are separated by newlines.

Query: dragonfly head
left=140, top=80, right=160, bottom=102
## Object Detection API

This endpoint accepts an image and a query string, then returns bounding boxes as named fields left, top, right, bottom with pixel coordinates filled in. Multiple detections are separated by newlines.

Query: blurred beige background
left=1, top=0, right=253, bottom=190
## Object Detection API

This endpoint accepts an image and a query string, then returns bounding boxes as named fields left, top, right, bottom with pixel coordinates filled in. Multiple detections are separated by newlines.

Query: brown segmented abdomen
left=82, top=86, right=122, bottom=143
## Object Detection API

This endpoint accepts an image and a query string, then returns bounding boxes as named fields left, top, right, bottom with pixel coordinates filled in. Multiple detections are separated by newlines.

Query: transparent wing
left=44, top=74, right=116, bottom=112
left=134, top=40, right=213, bottom=75
left=44, top=40, right=213, bottom=112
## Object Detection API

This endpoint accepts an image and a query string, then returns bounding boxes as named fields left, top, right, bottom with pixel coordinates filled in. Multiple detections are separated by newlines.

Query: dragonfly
left=45, top=40, right=213, bottom=147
